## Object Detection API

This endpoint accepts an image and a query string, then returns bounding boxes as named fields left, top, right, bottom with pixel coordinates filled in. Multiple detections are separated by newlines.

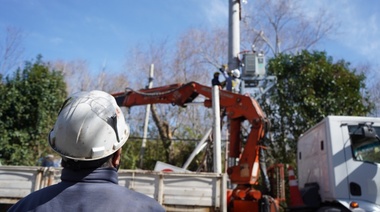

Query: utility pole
left=212, top=86, right=222, bottom=174
left=228, top=0, right=240, bottom=71
left=139, top=64, right=154, bottom=168
left=225, top=0, right=243, bottom=179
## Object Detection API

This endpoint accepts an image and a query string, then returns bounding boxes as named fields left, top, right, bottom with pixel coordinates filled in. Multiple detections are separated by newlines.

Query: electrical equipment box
left=242, top=52, right=266, bottom=78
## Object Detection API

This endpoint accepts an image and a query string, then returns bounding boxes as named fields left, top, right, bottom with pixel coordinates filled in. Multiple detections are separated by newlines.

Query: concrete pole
left=228, top=0, right=240, bottom=71
left=212, top=86, right=222, bottom=173
left=139, top=64, right=154, bottom=168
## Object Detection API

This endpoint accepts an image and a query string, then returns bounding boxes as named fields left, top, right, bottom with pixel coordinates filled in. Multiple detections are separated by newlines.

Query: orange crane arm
left=112, top=81, right=268, bottom=185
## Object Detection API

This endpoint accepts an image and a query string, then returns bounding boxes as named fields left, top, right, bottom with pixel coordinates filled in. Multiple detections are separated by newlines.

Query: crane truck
left=1, top=82, right=380, bottom=211
left=112, top=83, right=380, bottom=211
left=112, top=81, right=279, bottom=211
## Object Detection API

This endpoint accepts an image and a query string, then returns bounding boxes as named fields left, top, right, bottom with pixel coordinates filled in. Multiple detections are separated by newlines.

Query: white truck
left=297, top=116, right=380, bottom=211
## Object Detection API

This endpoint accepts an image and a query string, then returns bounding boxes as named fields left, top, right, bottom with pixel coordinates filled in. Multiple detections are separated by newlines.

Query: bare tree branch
left=0, top=26, right=24, bottom=75
left=241, top=0, right=338, bottom=56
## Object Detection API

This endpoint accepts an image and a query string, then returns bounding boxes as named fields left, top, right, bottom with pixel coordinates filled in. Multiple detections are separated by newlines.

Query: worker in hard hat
left=211, top=72, right=225, bottom=88
left=231, top=69, right=241, bottom=93
left=41, top=154, right=56, bottom=167
left=9, top=90, right=165, bottom=212
left=219, top=64, right=232, bottom=91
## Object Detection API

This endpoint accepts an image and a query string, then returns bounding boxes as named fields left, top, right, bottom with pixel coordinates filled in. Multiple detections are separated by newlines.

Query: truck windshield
left=349, top=125, right=380, bottom=164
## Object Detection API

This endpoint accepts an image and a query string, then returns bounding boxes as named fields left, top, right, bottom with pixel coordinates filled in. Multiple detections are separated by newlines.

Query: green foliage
left=120, top=136, right=203, bottom=171
left=0, top=55, right=67, bottom=165
left=120, top=137, right=142, bottom=170
left=143, top=139, right=167, bottom=169
left=263, top=50, right=373, bottom=164
left=170, top=139, right=202, bottom=171
left=120, top=137, right=167, bottom=170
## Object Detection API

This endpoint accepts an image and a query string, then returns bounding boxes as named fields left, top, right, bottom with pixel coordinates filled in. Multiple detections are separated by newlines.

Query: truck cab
left=297, top=116, right=380, bottom=211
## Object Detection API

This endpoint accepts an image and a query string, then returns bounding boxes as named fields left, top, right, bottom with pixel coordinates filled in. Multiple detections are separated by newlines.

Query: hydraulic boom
left=112, top=81, right=276, bottom=211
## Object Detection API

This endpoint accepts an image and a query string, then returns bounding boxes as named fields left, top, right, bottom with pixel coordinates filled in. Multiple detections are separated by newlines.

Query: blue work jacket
left=8, top=167, right=165, bottom=212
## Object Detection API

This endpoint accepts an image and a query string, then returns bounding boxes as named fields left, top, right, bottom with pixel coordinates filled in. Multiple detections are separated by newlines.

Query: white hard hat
left=48, top=90, right=130, bottom=161
left=232, top=69, right=240, bottom=78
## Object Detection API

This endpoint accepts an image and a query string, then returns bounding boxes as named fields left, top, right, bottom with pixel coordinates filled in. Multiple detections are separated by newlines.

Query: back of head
left=48, top=90, right=130, bottom=163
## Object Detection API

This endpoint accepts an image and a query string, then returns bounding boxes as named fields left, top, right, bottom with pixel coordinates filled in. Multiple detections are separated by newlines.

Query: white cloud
left=50, top=37, right=63, bottom=45
left=358, top=14, right=379, bottom=58
left=201, top=0, right=228, bottom=27
left=302, top=0, right=380, bottom=64
left=339, top=7, right=379, bottom=62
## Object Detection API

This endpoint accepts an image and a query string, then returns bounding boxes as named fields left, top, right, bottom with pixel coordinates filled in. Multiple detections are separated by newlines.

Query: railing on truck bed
left=0, top=166, right=58, bottom=204
left=0, top=166, right=226, bottom=211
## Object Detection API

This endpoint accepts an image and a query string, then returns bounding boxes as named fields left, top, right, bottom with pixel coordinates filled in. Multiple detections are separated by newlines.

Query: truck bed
left=0, top=166, right=226, bottom=211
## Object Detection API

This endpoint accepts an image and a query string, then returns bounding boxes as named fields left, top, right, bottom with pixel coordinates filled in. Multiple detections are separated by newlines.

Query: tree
left=359, top=63, right=380, bottom=116
left=0, top=27, right=24, bottom=76
left=0, top=56, right=67, bottom=165
left=121, top=32, right=224, bottom=169
left=262, top=50, right=373, bottom=165
left=50, top=59, right=131, bottom=95
left=49, top=59, right=92, bottom=93
left=241, top=0, right=336, bottom=56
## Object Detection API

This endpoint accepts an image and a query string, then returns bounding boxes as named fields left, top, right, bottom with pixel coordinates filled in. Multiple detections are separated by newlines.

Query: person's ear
left=112, top=148, right=122, bottom=168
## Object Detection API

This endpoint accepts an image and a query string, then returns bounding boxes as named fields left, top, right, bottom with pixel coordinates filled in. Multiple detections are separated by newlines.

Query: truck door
left=343, top=124, right=380, bottom=206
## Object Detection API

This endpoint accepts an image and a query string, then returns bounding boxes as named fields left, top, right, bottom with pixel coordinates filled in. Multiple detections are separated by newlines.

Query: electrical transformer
left=242, top=52, right=266, bottom=78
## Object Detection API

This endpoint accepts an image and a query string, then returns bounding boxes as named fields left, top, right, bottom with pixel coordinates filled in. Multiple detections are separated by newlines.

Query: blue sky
left=1, top=0, right=379, bottom=73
